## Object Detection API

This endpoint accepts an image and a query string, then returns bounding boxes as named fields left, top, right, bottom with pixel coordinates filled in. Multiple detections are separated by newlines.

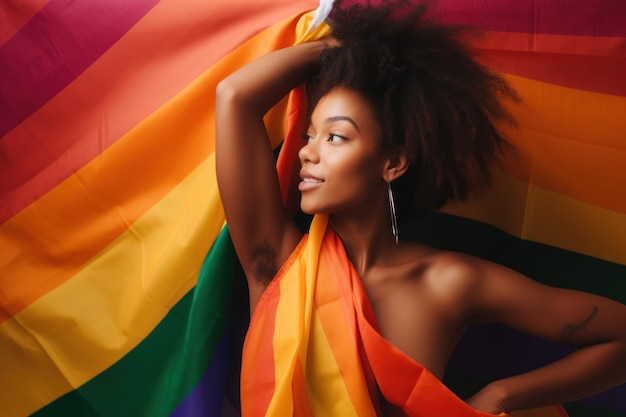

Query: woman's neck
left=329, top=209, right=398, bottom=276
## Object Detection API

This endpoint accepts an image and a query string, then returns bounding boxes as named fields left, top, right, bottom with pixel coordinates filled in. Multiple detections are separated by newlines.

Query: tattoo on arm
left=561, top=305, right=599, bottom=339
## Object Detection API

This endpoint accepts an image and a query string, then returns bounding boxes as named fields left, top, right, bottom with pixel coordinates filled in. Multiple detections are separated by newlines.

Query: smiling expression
left=298, top=87, right=389, bottom=216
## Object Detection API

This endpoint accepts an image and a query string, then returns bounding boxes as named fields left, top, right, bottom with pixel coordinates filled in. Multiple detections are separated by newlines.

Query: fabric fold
left=241, top=214, right=569, bottom=417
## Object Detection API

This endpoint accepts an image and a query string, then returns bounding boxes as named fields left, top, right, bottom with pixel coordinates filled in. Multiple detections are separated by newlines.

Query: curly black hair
left=307, top=0, right=519, bottom=216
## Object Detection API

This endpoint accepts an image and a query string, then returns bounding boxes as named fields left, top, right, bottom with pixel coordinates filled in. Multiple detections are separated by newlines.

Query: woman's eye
left=301, top=133, right=314, bottom=143
left=327, top=133, right=345, bottom=142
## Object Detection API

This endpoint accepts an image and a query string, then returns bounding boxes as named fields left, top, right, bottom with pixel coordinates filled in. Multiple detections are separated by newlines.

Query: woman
left=216, top=1, right=626, bottom=415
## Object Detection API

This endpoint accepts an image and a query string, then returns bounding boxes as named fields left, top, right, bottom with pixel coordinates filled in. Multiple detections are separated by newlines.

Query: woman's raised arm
left=215, top=40, right=329, bottom=311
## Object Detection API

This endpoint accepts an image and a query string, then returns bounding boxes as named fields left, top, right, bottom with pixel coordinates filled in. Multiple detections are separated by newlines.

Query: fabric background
left=1, top=1, right=624, bottom=416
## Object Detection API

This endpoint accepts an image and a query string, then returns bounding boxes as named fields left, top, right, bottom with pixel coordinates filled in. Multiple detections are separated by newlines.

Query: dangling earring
left=387, top=182, right=399, bottom=245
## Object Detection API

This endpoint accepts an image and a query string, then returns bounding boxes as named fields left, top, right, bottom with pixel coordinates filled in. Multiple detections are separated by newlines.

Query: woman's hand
left=460, top=255, right=626, bottom=412
left=465, top=382, right=509, bottom=415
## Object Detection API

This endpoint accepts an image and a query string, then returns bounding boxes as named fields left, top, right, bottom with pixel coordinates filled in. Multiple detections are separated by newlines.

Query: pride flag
left=241, top=214, right=570, bottom=417
left=0, top=1, right=624, bottom=416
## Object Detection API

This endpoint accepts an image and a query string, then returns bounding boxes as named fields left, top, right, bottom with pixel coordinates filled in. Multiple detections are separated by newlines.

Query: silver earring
left=387, top=182, right=399, bottom=245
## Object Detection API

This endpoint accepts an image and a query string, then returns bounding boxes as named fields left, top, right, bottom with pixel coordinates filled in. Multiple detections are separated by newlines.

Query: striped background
left=0, top=1, right=624, bottom=416
left=424, top=2, right=626, bottom=416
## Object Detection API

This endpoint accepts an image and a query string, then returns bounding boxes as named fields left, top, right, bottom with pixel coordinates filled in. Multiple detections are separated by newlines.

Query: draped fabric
left=0, top=1, right=624, bottom=417
left=241, top=214, right=569, bottom=417
left=1, top=2, right=320, bottom=416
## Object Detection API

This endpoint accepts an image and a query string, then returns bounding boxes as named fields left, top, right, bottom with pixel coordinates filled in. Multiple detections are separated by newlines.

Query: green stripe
left=32, top=227, right=236, bottom=417
left=404, top=212, right=626, bottom=303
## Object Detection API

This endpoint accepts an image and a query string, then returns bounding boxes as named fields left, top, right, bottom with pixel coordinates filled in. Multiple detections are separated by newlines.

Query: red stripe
left=436, top=0, right=626, bottom=37
left=485, top=50, right=626, bottom=97
left=0, top=0, right=48, bottom=45
left=241, top=281, right=280, bottom=417
left=0, top=0, right=160, bottom=138
left=474, top=30, right=626, bottom=96
left=280, top=85, right=309, bottom=215
left=477, top=32, right=626, bottom=58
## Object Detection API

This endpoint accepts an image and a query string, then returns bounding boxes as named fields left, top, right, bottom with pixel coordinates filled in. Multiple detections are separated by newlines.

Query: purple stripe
left=0, top=0, right=160, bottom=138
left=449, top=323, right=626, bottom=413
left=435, top=0, right=626, bottom=37
left=169, top=329, right=230, bottom=417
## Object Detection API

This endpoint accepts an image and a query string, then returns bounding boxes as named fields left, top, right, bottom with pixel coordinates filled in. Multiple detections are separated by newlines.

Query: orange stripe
left=501, top=74, right=626, bottom=213
left=293, top=355, right=315, bottom=417
left=1, top=0, right=317, bottom=222
left=0, top=13, right=307, bottom=324
left=241, top=284, right=281, bottom=417
left=0, top=0, right=49, bottom=45
left=240, top=236, right=313, bottom=417
left=316, top=248, right=378, bottom=415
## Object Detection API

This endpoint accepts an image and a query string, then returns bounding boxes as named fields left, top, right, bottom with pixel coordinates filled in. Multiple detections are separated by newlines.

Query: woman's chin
left=299, top=201, right=326, bottom=216
left=300, top=205, right=318, bottom=215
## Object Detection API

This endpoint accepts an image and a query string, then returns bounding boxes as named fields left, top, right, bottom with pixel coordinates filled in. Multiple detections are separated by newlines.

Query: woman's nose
left=298, top=138, right=320, bottom=163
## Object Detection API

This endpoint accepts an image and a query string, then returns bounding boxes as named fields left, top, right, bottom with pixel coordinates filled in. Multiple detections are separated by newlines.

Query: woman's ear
left=383, top=146, right=409, bottom=182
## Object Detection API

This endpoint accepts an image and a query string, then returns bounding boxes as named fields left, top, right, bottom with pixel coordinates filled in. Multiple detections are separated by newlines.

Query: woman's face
left=298, top=87, right=388, bottom=215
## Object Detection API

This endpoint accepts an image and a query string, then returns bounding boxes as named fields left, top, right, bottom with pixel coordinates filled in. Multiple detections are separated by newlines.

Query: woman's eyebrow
left=324, top=116, right=359, bottom=132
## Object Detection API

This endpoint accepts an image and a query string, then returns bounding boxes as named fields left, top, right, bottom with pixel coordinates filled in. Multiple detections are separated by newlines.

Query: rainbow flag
left=241, top=214, right=569, bottom=417
left=425, top=3, right=626, bottom=416
left=0, top=1, right=624, bottom=416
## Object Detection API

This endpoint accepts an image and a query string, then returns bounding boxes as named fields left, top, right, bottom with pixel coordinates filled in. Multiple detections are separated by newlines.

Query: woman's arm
left=215, top=40, right=330, bottom=311
left=464, top=259, right=626, bottom=414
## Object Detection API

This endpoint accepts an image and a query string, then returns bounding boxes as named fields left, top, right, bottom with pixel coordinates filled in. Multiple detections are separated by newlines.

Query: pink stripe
left=0, top=0, right=48, bottom=45
left=435, top=0, right=626, bottom=37
left=0, top=0, right=160, bottom=138
left=0, top=0, right=317, bottom=224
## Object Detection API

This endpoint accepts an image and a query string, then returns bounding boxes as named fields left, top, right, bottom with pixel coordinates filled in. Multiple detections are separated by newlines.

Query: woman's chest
left=362, top=273, right=466, bottom=378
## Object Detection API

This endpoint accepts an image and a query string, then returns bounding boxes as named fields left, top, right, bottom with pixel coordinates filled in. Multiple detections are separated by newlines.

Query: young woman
left=216, top=1, right=626, bottom=415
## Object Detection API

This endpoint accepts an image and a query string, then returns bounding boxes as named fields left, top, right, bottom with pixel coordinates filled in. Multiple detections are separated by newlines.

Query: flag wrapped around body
left=241, top=214, right=569, bottom=417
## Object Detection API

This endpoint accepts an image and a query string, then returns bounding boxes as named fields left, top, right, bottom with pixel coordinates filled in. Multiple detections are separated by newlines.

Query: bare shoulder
left=418, top=249, right=544, bottom=322
left=420, top=250, right=484, bottom=299
left=421, top=248, right=626, bottom=347
left=413, top=248, right=533, bottom=322
left=398, top=247, right=487, bottom=322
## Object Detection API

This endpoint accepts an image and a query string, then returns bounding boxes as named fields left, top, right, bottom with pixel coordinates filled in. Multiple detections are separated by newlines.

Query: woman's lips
left=298, top=175, right=324, bottom=191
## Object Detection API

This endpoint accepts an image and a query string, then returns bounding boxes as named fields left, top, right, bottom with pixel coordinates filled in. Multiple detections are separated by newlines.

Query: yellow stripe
left=0, top=156, right=223, bottom=417
left=306, top=310, right=361, bottom=416
left=269, top=217, right=315, bottom=415
left=501, top=75, right=626, bottom=213
left=271, top=215, right=365, bottom=416
left=506, top=74, right=625, bottom=150
left=442, top=172, right=626, bottom=265
left=271, top=254, right=312, bottom=414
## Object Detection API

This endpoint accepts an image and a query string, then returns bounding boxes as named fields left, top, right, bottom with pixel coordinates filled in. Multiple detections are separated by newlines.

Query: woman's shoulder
left=403, top=243, right=486, bottom=286
left=406, top=245, right=493, bottom=314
